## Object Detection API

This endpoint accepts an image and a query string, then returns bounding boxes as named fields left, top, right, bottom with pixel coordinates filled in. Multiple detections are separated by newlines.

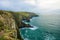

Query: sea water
left=20, top=14, right=60, bottom=40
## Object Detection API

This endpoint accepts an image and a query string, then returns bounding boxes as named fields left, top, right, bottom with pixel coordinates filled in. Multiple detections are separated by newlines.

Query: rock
left=0, top=10, right=17, bottom=40
left=0, top=10, right=38, bottom=40
left=19, top=22, right=33, bottom=28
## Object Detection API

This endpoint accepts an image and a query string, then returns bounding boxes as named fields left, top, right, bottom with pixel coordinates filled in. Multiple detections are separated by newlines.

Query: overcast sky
left=0, top=0, right=60, bottom=13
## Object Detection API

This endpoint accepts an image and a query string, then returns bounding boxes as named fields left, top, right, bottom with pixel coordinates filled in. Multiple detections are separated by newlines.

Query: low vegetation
left=0, top=10, right=38, bottom=40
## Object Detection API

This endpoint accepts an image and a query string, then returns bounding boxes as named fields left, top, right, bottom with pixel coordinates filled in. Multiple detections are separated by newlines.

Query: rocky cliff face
left=0, top=10, right=38, bottom=40
left=0, top=10, right=18, bottom=40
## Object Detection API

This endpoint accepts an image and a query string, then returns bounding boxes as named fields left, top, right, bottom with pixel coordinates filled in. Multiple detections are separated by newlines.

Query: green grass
left=0, top=10, right=37, bottom=40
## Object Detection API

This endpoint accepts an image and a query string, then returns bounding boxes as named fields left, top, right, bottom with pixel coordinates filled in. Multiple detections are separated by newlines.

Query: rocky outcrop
left=0, top=10, right=17, bottom=40
left=19, top=22, right=33, bottom=28
left=0, top=10, right=38, bottom=40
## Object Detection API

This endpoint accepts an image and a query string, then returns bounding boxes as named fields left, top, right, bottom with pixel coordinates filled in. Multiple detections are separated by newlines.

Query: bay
left=20, top=14, right=60, bottom=40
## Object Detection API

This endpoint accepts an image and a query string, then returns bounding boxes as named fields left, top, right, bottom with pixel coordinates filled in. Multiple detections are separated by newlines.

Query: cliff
left=0, top=10, right=17, bottom=40
left=0, top=10, right=38, bottom=40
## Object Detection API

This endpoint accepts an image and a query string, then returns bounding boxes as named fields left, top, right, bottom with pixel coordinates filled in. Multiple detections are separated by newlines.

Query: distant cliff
left=0, top=10, right=38, bottom=40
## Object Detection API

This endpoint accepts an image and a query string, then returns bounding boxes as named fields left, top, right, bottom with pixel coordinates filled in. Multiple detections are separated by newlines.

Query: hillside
left=0, top=10, right=38, bottom=40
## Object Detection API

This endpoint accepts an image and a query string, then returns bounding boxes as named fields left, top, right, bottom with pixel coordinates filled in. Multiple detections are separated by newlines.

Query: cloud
left=23, top=0, right=36, bottom=5
left=18, top=0, right=60, bottom=10
left=0, top=0, right=60, bottom=13
left=18, top=0, right=60, bottom=12
left=0, top=0, right=37, bottom=11
left=0, top=0, right=12, bottom=7
left=36, top=0, right=60, bottom=10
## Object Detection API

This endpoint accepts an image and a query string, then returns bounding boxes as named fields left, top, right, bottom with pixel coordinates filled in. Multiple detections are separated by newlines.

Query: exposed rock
left=0, top=10, right=17, bottom=40
left=19, top=22, right=33, bottom=28
left=0, top=10, right=38, bottom=40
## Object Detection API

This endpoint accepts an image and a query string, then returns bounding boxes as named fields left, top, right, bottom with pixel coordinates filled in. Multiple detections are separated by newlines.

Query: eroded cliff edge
left=0, top=10, right=38, bottom=40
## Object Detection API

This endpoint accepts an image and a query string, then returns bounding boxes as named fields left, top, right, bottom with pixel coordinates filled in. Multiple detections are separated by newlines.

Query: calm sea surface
left=20, top=14, right=60, bottom=40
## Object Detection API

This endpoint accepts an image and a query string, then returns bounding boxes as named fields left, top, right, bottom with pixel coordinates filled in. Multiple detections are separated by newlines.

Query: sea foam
left=29, top=25, right=38, bottom=30
left=24, top=38, right=29, bottom=40
left=44, top=34, right=56, bottom=40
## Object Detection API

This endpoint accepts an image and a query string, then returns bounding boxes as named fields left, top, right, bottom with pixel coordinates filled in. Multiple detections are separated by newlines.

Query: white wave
left=20, top=24, right=38, bottom=30
left=20, top=28, right=26, bottom=29
left=24, top=38, right=29, bottom=40
left=44, top=34, right=56, bottom=40
left=22, top=21, right=28, bottom=24
left=29, top=25, right=38, bottom=30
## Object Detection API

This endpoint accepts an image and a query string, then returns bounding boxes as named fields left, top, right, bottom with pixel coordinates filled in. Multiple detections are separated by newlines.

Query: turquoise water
left=20, top=14, right=60, bottom=40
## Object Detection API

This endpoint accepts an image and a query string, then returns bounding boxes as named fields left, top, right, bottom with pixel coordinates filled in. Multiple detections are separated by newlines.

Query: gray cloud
left=0, top=0, right=60, bottom=14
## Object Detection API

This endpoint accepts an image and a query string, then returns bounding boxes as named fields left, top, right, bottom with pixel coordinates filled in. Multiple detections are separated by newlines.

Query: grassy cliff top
left=0, top=10, right=38, bottom=40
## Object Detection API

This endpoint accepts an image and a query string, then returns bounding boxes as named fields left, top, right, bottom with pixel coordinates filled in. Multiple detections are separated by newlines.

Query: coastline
left=0, top=10, right=38, bottom=40
left=18, top=15, right=38, bottom=40
left=19, top=15, right=39, bottom=28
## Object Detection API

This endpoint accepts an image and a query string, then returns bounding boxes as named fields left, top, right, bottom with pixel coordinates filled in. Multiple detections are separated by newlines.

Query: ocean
left=20, top=14, right=60, bottom=40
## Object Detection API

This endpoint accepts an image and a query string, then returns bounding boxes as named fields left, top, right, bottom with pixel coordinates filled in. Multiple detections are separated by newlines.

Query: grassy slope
left=0, top=10, right=38, bottom=40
